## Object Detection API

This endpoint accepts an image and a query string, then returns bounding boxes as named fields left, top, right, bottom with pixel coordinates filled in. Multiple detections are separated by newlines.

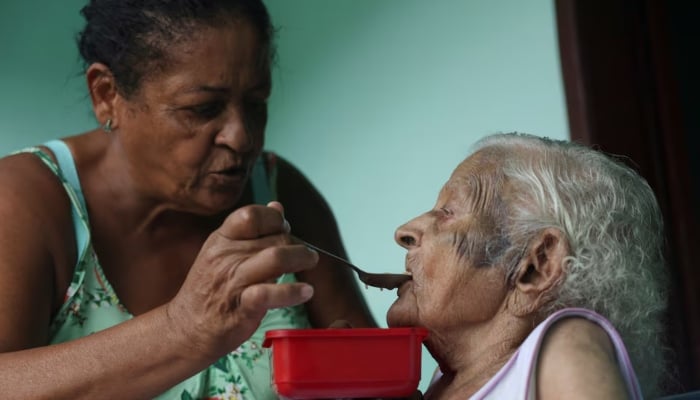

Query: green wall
left=0, top=1, right=90, bottom=150
left=0, top=0, right=569, bottom=392
left=263, top=0, right=569, bottom=390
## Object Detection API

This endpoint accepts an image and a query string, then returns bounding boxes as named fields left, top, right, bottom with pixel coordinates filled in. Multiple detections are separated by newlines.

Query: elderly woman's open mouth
left=395, top=273, right=413, bottom=295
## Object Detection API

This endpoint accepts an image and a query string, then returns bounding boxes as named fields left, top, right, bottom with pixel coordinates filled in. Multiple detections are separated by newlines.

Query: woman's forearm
left=0, top=305, right=212, bottom=400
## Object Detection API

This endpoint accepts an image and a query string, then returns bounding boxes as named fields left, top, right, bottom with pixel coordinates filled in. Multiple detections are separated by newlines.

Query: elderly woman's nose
left=395, top=221, right=421, bottom=249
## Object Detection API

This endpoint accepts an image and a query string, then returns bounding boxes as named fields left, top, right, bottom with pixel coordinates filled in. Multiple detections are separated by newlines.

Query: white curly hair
left=473, top=132, right=668, bottom=398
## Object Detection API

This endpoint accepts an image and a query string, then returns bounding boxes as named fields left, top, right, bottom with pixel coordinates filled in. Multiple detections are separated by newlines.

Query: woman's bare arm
left=0, top=155, right=317, bottom=399
left=0, top=156, right=206, bottom=399
left=0, top=306, right=215, bottom=399
left=536, top=317, right=630, bottom=400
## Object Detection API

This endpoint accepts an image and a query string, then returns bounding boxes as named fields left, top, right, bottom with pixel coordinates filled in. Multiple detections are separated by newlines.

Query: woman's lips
left=209, top=167, right=248, bottom=186
left=215, top=166, right=245, bottom=175
left=396, top=279, right=413, bottom=297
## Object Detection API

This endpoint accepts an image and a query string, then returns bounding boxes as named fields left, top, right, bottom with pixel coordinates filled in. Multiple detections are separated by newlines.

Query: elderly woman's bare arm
left=536, top=317, right=630, bottom=400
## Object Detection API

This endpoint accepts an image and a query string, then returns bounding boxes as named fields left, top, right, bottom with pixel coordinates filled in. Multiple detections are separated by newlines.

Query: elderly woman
left=0, top=0, right=375, bottom=398
left=388, top=133, right=667, bottom=399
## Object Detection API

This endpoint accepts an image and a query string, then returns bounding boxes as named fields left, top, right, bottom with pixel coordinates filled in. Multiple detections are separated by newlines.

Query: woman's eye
left=440, top=207, right=453, bottom=216
left=189, top=102, right=225, bottom=119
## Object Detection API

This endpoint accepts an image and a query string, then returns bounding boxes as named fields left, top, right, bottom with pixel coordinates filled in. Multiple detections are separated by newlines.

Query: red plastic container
left=262, top=327, right=429, bottom=399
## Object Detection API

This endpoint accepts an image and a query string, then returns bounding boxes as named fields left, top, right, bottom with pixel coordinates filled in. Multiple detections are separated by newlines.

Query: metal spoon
left=300, top=240, right=412, bottom=290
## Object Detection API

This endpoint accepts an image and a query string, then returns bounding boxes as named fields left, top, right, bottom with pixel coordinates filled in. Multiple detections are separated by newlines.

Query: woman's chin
left=192, top=191, right=243, bottom=215
left=386, top=302, right=417, bottom=327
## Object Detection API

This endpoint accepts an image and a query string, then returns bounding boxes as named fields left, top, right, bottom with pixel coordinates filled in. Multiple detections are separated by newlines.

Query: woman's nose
left=215, top=107, right=253, bottom=151
left=394, top=220, right=421, bottom=249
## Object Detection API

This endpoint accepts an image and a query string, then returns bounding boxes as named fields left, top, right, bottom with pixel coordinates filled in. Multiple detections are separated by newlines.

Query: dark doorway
left=556, top=0, right=700, bottom=394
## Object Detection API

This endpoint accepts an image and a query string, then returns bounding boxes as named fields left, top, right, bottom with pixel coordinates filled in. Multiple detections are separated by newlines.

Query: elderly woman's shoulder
left=536, top=316, right=630, bottom=399
left=542, top=317, right=616, bottom=356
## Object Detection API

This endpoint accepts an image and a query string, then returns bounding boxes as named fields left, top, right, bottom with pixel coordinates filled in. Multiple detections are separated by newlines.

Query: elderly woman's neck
left=424, top=314, right=535, bottom=400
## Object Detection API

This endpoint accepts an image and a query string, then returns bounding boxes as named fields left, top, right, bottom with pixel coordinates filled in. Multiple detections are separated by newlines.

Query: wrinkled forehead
left=455, top=148, right=505, bottom=176
left=439, top=148, right=507, bottom=213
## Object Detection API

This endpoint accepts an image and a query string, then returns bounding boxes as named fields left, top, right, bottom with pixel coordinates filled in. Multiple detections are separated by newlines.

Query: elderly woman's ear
left=508, top=228, right=568, bottom=316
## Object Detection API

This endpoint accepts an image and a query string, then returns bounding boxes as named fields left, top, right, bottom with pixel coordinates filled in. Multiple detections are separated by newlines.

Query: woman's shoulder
left=268, top=152, right=328, bottom=208
left=535, top=308, right=626, bottom=361
left=0, top=150, right=73, bottom=223
left=264, top=151, right=300, bottom=180
left=535, top=309, right=637, bottom=399
left=541, top=313, right=616, bottom=357
left=0, top=150, right=77, bottom=294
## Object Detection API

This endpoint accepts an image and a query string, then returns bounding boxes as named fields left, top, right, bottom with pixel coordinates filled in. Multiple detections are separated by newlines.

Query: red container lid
left=263, top=327, right=429, bottom=399
left=263, top=326, right=428, bottom=342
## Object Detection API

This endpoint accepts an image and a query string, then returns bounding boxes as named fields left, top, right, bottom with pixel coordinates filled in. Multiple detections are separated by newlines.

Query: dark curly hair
left=77, top=0, right=274, bottom=97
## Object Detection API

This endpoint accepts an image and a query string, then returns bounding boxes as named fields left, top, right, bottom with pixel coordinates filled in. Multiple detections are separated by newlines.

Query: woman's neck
left=423, top=313, right=535, bottom=400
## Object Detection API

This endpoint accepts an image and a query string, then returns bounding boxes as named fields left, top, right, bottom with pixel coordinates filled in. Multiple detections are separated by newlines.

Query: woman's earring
left=102, top=118, right=113, bottom=133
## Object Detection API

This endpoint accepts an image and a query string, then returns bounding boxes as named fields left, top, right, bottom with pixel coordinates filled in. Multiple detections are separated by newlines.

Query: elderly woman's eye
left=440, top=207, right=453, bottom=216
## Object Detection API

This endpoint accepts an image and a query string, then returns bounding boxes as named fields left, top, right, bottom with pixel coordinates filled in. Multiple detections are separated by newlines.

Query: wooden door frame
left=556, top=0, right=700, bottom=392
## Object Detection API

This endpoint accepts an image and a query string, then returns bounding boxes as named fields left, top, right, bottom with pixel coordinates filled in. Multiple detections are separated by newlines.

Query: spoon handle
left=296, top=238, right=411, bottom=290
left=300, top=240, right=364, bottom=275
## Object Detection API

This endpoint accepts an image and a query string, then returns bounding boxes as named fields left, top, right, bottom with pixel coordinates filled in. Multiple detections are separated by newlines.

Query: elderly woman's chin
left=386, top=298, right=419, bottom=328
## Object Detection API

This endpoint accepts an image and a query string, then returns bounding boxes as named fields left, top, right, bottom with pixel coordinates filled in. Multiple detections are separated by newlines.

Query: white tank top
left=433, top=308, right=643, bottom=399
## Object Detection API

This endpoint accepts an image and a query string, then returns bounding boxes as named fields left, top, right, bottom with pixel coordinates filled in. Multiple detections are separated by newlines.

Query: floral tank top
left=22, top=140, right=311, bottom=399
